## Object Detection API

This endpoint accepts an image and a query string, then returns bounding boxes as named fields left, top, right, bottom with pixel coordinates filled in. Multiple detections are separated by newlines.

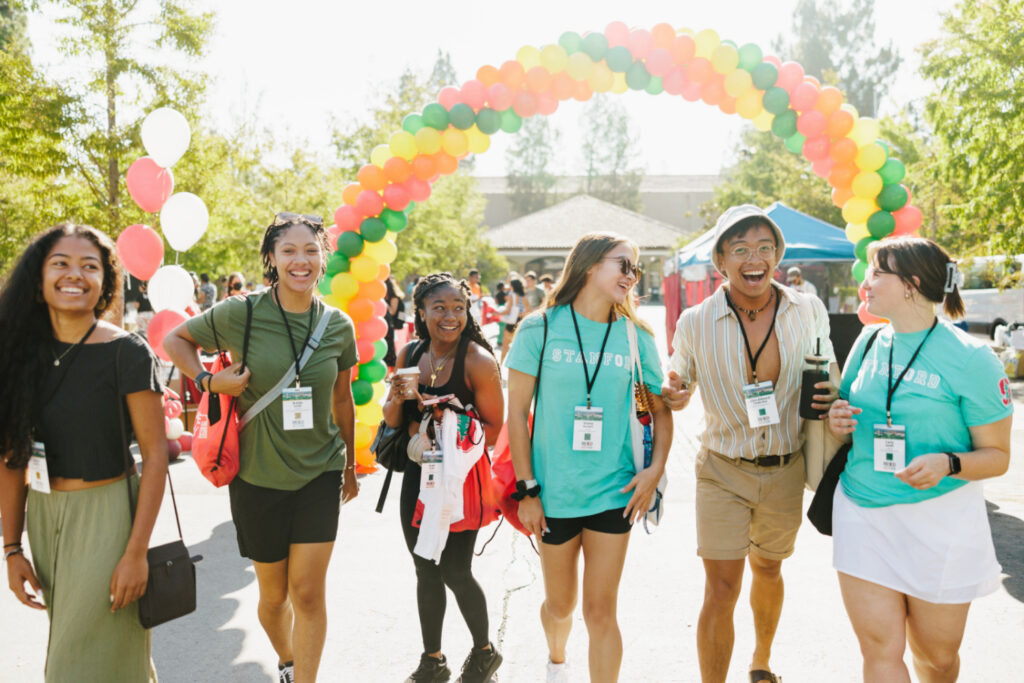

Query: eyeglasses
left=603, top=256, right=643, bottom=279
left=272, top=212, right=324, bottom=228
left=729, top=244, right=776, bottom=261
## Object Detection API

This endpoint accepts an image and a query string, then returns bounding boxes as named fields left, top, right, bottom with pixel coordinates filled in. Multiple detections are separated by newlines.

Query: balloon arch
left=318, top=21, right=922, bottom=471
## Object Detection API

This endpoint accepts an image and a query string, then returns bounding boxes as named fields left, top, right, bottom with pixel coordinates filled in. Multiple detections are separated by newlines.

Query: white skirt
left=833, top=482, right=1002, bottom=604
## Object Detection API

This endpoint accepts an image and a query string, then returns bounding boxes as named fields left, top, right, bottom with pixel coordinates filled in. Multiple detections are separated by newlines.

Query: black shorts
left=228, top=469, right=342, bottom=563
left=541, top=507, right=632, bottom=545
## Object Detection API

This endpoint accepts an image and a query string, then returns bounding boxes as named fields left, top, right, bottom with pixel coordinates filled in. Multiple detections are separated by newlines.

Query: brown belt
left=709, top=450, right=793, bottom=468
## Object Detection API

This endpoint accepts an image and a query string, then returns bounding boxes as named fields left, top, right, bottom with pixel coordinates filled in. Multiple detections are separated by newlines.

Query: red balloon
left=357, top=338, right=376, bottom=364
left=148, top=310, right=188, bottom=362
left=790, top=82, right=820, bottom=111
left=763, top=54, right=782, bottom=68
left=167, top=439, right=182, bottom=461
left=811, top=157, right=834, bottom=178
left=356, top=316, right=389, bottom=343
left=893, top=205, right=923, bottom=236
left=776, top=61, right=805, bottom=92
left=857, top=301, right=886, bottom=325
left=382, top=184, right=411, bottom=211
left=627, top=29, right=654, bottom=59
left=512, top=91, right=538, bottom=118
left=858, top=286, right=868, bottom=303
left=662, top=68, right=688, bottom=95
left=605, top=21, right=630, bottom=47
left=178, top=432, right=193, bottom=453
left=164, top=399, right=183, bottom=419
left=116, top=224, right=164, bottom=281
left=796, top=110, right=827, bottom=138
left=334, top=205, right=362, bottom=231
left=404, top=177, right=431, bottom=202
left=126, top=157, right=174, bottom=213
left=356, top=190, right=384, bottom=217
left=372, top=299, right=387, bottom=318
left=438, top=86, right=460, bottom=109
left=460, top=79, right=487, bottom=111
left=487, top=83, right=514, bottom=110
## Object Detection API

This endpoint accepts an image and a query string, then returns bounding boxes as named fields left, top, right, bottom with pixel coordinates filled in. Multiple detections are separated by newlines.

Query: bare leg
left=697, top=559, right=745, bottom=683
left=287, top=542, right=335, bottom=682
left=580, top=529, right=630, bottom=683
left=537, top=534, right=582, bottom=665
left=838, top=572, right=911, bottom=683
left=906, top=595, right=970, bottom=683
left=747, top=554, right=784, bottom=673
left=252, top=558, right=294, bottom=667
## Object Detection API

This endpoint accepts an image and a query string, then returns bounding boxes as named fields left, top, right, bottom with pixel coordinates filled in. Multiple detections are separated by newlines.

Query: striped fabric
left=670, top=284, right=835, bottom=460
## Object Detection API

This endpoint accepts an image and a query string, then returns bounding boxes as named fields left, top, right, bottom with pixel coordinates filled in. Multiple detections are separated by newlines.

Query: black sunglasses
left=272, top=212, right=324, bottom=228
left=603, top=256, right=643, bottom=279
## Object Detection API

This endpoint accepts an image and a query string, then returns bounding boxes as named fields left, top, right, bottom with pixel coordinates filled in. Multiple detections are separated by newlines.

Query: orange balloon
left=651, top=23, right=676, bottom=49
left=383, top=157, right=411, bottom=184
left=573, top=80, right=593, bottom=102
left=816, top=86, right=843, bottom=116
left=828, top=162, right=857, bottom=190
left=412, top=154, right=438, bottom=181
left=357, top=164, right=387, bottom=192
left=670, top=35, right=696, bottom=65
left=358, top=279, right=387, bottom=301
left=830, top=137, right=858, bottom=164
left=551, top=72, right=575, bottom=100
left=525, top=66, right=552, bottom=93
left=476, top=64, right=500, bottom=87
left=435, top=152, right=459, bottom=176
left=499, top=60, right=526, bottom=90
left=355, top=446, right=375, bottom=468
left=826, top=110, right=855, bottom=139
left=701, top=75, right=725, bottom=105
left=377, top=263, right=391, bottom=281
left=718, top=96, right=737, bottom=115
left=342, top=183, right=361, bottom=206
left=348, top=297, right=374, bottom=323
left=831, top=186, right=854, bottom=208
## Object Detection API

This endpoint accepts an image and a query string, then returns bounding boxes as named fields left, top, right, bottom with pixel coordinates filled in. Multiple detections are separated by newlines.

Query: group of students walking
left=0, top=205, right=1012, bottom=683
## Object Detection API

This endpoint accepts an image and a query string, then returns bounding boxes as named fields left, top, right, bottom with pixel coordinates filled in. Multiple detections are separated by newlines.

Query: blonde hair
left=545, top=231, right=653, bottom=335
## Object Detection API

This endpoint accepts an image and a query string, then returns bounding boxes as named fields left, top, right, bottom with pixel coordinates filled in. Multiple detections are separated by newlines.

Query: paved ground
left=3, top=306, right=1023, bottom=682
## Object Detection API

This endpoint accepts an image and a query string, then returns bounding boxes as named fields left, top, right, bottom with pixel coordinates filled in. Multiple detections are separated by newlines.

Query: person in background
left=125, top=274, right=154, bottom=336
left=224, top=272, right=248, bottom=300
left=384, top=275, right=405, bottom=373
left=524, top=271, right=545, bottom=314
left=539, top=274, right=555, bottom=296
left=198, top=273, right=217, bottom=311
left=467, top=269, right=483, bottom=321
left=498, top=276, right=526, bottom=365
left=493, top=282, right=508, bottom=350
left=786, top=267, right=817, bottom=297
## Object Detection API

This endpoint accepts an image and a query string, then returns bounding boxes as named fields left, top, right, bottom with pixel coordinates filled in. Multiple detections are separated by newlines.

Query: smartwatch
left=195, top=371, right=213, bottom=393
left=510, top=478, right=541, bottom=502
left=945, top=452, right=962, bottom=476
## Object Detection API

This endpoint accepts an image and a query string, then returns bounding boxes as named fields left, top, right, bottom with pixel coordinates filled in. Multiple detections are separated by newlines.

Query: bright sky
left=28, top=0, right=957, bottom=177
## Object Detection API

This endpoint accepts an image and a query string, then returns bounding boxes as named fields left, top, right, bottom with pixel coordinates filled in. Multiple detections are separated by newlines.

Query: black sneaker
left=405, top=653, right=452, bottom=682
left=457, top=643, right=502, bottom=683
left=278, top=660, right=294, bottom=683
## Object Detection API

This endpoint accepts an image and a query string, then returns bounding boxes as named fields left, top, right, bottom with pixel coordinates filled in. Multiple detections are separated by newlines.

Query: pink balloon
left=803, top=136, right=831, bottom=162
left=893, top=205, right=923, bottom=236
left=857, top=301, right=885, bottom=325
left=334, top=205, right=361, bottom=231
left=438, top=87, right=460, bottom=109
left=790, top=81, right=820, bottom=111
left=662, top=68, right=688, bottom=95
left=148, top=309, right=188, bottom=362
left=627, top=29, right=654, bottom=59
left=356, top=190, right=384, bottom=217
left=681, top=81, right=703, bottom=102
left=763, top=55, right=782, bottom=68
left=126, top=157, right=174, bottom=213
left=512, top=91, right=538, bottom=118
left=357, top=316, right=389, bottom=342
left=178, top=432, right=193, bottom=452
left=460, top=80, right=487, bottom=111
left=537, top=92, right=558, bottom=116
left=645, top=48, right=673, bottom=77
left=797, top=110, right=827, bottom=137
left=116, top=224, right=164, bottom=281
left=372, top=299, right=387, bottom=318
left=164, top=399, right=183, bottom=419
left=487, top=83, right=514, bottom=110
left=404, top=177, right=431, bottom=202
left=382, top=184, right=410, bottom=211
left=776, top=62, right=805, bottom=93
left=811, top=157, right=834, bottom=178
left=605, top=21, right=630, bottom=47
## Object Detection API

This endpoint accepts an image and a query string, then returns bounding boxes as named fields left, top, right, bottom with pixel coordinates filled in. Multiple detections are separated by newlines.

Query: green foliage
left=505, top=116, right=559, bottom=218
left=579, top=95, right=644, bottom=211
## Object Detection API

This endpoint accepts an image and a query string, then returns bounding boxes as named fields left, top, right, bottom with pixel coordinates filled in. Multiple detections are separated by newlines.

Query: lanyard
left=273, top=287, right=316, bottom=387
left=569, top=305, right=614, bottom=409
left=725, top=287, right=779, bottom=383
left=885, top=318, right=938, bottom=426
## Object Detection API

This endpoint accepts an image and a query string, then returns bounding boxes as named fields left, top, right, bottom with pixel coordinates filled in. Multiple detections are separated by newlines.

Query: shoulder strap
left=241, top=295, right=254, bottom=370
left=407, top=338, right=428, bottom=365
left=862, top=327, right=882, bottom=362
left=529, top=313, right=548, bottom=445
left=239, top=305, right=334, bottom=429
left=625, top=318, right=643, bottom=386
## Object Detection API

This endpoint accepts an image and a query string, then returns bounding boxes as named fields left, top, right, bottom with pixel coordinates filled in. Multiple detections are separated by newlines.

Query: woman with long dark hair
left=0, top=224, right=167, bottom=681
left=498, top=276, right=525, bottom=364
left=164, top=212, right=359, bottom=683
left=382, top=273, right=505, bottom=683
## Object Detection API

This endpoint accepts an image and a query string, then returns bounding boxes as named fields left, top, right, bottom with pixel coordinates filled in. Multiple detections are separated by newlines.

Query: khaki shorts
left=695, top=448, right=805, bottom=561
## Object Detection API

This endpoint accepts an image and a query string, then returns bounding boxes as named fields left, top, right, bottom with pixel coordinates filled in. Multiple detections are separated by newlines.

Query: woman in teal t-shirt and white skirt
left=828, top=237, right=1012, bottom=682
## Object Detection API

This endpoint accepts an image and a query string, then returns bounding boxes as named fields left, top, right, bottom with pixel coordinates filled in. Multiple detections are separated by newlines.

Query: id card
left=282, top=386, right=313, bottom=430
left=873, top=424, right=906, bottom=473
left=742, top=381, right=780, bottom=428
left=28, top=442, right=50, bottom=494
left=420, top=449, right=443, bottom=490
left=572, top=406, right=603, bottom=451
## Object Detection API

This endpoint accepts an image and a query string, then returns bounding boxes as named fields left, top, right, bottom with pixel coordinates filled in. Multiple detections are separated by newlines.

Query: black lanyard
left=885, top=318, right=938, bottom=426
left=725, top=287, right=779, bottom=384
left=273, top=287, right=316, bottom=387
left=569, top=305, right=614, bottom=409
left=38, top=320, right=99, bottom=413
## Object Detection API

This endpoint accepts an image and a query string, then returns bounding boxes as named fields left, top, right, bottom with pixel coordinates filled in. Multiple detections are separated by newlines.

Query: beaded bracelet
left=3, top=547, right=24, bottom=561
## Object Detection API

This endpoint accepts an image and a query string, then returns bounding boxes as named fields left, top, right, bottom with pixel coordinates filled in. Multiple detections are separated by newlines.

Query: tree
left=505, top=116, right=560, bottom=218
left=579, top=94, right=644, bottom=211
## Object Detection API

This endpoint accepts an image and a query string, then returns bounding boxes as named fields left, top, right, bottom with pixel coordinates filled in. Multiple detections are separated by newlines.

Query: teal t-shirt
left=506, top=305, right=664, bottom=517
left=839, top=320, right=1013, bottom=507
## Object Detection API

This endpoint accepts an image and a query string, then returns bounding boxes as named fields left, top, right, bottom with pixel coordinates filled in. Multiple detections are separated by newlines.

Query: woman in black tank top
left=382, top=273, right=505, bottom=683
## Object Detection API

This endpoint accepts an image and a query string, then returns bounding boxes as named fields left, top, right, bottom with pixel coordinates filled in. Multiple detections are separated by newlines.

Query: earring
left=905, top=291, right=911, bottom=300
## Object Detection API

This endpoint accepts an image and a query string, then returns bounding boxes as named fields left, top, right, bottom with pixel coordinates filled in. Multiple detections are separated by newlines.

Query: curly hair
left=259, top=215, right=331, bottom=287
left=1, top=224, right=122, bottom=469
left=412, top=272, right=493, bottom=355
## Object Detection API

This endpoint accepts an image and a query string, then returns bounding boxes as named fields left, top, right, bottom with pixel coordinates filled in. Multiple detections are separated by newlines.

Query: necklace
left=428, top=345, right=457, bottom=387
left=727, top=287, right=775, bottom=321
left=52, top=320, right=99, bottom=367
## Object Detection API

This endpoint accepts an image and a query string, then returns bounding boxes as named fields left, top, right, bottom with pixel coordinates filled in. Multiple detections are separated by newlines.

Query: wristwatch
left=511, top=478, right=541, bottom=501
left=945, top=452, right=962, bottom=476
left=195, top=371, right=213, bottom=393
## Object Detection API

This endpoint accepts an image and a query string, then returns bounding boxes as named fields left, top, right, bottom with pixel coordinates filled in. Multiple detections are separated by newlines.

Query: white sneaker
left=546, top=660, right=569, bottom=683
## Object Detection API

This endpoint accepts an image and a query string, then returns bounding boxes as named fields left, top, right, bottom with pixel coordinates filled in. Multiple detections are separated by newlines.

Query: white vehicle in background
left=959, top=255, right=1024, bottom=338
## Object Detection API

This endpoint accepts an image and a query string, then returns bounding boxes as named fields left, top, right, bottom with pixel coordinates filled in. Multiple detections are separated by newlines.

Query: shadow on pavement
left=988, top=500, right=1024, bottom=603
left=152, top=520, right=271, bottom=682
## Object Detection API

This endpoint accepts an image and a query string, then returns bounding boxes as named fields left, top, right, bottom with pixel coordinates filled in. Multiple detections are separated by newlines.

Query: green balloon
left=325, top=251, right=350, bottom=276
left=402, top=113, right=425, bottom=134
left=626, top=62, right=651, bottom=90
left=854, top=237, right=875, bottom=262
left=422, top=102, right=449, bottom=130
left=645, top=75, right=663, bottom=95
left=448, top=103, right=476, bottom=130
left=852, top=260, right=868, bottom=284
left=867, top=210, right=896, bottom=239
left=582, top=32, right=609, bottom=61
left=738, top=43, right=763, bottom=71
left=405, top=201, right=416, bottom=213
left=605, top=45, right=633, bottom=73
left=380, top=208, right=407, bottom=233
left=559, top=31, right=582, bottom=54
left=751, top=62, right=778, bottom=90
left=771, top=110, right=798, bottom=139
left=877, top=184, right=909, bottom=212
left=878, top=158, right=906, bottom=185
left=360, top=217, right=387, bottom=243
left=317, top=277, right=333, bottom=296
left=352, top=379, right=373, bottom=406
left=373, top=339, right=388, bottom=361
left=359, top=360, right=387, bottom=384
left=785, top=131, right=806, bottom=155
left=762, top=87, right=791, bottom=115
left=475, top=108, right=501, bottom=135
left=500, top=108, right=523, bottom=133
left=337, top=231, right=364, bottom=258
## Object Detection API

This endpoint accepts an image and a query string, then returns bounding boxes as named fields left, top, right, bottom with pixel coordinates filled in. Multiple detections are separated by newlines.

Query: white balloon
left=166, top=417, right=185, bottom=440
left=148, top=265, right=194, bottom=313
left=141, top=108, right=191, bottom=168
left=160, top=192, right=209, bottom=252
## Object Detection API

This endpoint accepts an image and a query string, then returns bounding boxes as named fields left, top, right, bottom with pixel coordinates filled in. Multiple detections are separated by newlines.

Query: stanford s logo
left=999, top=377, right=1012, bottom=407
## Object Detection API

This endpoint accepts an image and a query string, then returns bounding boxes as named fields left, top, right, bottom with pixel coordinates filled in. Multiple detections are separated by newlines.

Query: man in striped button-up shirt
left=663, top=205, right=837, bottom=683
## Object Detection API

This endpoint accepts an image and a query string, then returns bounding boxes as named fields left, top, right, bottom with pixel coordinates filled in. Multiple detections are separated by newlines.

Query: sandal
left=749, top=671, right=781, bottom=683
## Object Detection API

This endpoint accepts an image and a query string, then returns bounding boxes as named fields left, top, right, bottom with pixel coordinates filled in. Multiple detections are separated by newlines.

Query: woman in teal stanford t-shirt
left=827, top=237, right=1012, bottom=683
left=506, top=232, right=671, bottom=683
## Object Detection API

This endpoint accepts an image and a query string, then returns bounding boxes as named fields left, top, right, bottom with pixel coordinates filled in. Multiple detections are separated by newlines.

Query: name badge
left=742, top=381, right=781, bottom=428
left=28, top=442, right=50, bottom=494
left=282, top=386, right=313, bottom=430
left=420, top=449, right=443, bottom=490
left=572, top=406, right=603, bottom=451
left=873, top=424, right=906, bottom=473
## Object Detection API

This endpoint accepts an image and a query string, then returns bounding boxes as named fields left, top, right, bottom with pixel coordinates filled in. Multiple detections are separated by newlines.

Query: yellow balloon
left=566, top=51, right=594, bottom=80
left=516, top=45, right=541, bottom=70
left=850, top=116, right=880, bottom=147
left=855, top=143, right=887, bottom=172
left=678, top=27, right=695, bottom=37
left=322, top=293, right=344, bottom=309
left=694, top=28, right=720, bottom=59
left=851, top=171, right=883, bottom=199
left=753, top=110, right=775, bottom=131
left=355, top=400, right=383, bottom=424
left=331, top=272, right=359, bottom=299
left=372, top=381, right=387, bottom=402
left=349, top=255, right=380, bottom=283
left=364, top=238, right=397, bottom=265
left=588, top=62, right=615, bottom=92
left=845, top=222, right=870, bottom=242
left=540, top=44, right=568, bottom=73
left=389, top=131, right=417, bottom=161
left=711, top=44, right=739, bottom=75
left=736, top=89, right=764, bottom=119
left=370, top=144, right=391, bottom=168
left=354, top=422, right=375, bottom=449
left=842, top=197, right=879, bottom=225
left=385, top=230, right=399, bottom=241
left=441, top=128, right=468, bottom=157
left=466, top=125, right=490, bottom=154
left=724, top=69, right=753, bottom=98
left=611, top=71, right=628, bottom=94
left=414, top=127, right=442, bottom=155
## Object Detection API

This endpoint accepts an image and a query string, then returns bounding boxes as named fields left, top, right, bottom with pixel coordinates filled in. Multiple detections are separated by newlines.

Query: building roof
left=474, top=174, right=720, bottom=195
left=485, top=194, right=683, bottom=251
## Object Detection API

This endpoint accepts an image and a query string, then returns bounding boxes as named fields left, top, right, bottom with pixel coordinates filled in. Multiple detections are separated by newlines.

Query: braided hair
left=412, top=272, right=493, bottom=355
left=259, top=215, right=331, bottom=287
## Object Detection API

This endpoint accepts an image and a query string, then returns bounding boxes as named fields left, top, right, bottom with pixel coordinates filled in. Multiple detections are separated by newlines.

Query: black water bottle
left=799, top=339, right=830, bottom=419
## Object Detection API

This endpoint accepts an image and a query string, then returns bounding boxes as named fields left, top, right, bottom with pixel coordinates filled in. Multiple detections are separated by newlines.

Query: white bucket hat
left=710, top=204, right=786, bottom=275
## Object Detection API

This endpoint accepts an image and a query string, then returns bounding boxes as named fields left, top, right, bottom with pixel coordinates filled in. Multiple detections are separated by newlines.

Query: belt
left=739, top=454, right=792, bottom=467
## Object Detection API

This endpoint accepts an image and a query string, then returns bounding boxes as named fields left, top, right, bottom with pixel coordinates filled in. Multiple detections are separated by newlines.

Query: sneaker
left=405, top=653, right=452, bottom=682
left=546, top=659, right=569, bottom=683
left=456, top=642, right=503, bottom=683
left=278, top=661, right=294, bottom=683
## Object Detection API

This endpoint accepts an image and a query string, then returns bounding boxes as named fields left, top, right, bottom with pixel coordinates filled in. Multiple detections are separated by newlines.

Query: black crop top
left=401, top=335, right=476, bottom=425
left=33, top=333, right=163, bottom=481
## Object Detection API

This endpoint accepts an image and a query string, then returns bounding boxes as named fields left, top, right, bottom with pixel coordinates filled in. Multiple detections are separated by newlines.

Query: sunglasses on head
left=272, top=212, right=324, bottom=228
left=603, top=256, right=643, bottom=279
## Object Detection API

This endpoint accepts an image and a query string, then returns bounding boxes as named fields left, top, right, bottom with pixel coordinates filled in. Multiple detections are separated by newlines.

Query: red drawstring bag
left=191, top=298, right=252, bottom=487
left=490, top=419, right=533, bottom=536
